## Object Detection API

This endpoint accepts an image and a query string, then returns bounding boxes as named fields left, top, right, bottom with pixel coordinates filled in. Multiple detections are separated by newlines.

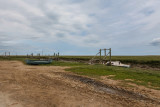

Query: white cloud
left=151, top=38, right=160, bottom=46
left=0, top=0, right=160, bottom=55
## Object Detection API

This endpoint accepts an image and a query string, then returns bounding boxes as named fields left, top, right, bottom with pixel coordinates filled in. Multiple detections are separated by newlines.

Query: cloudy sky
left=0, top=0, right=160, bottom=55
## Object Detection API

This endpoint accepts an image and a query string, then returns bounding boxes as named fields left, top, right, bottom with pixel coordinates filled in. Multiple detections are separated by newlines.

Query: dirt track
left=0, top=61, right=160, bottom=107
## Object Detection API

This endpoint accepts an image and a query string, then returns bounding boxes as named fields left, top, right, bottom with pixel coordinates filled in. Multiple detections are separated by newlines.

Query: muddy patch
left=0, top=61, right=160, bottom=107
left=52, top=72, right=160, bottom=104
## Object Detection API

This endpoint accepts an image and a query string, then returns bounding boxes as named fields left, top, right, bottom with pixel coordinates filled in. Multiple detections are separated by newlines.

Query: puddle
left=95, top=86, right=117, bottom=94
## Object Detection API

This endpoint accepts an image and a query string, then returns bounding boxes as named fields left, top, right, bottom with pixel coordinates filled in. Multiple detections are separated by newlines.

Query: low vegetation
left=45, top=61, right=87, bottom=66
left=0, top=56, right=160, bottom=89
left=60, top=55, right=160, bottom=68
left=66, top=65, right=160, bottom=89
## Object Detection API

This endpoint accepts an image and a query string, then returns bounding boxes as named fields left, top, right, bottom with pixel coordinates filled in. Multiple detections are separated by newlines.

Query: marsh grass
left=65, top=65, right=160, bottom=89
left=0, top=56, right=160, bottom=89
left=44, top=61, right=87, bottom=66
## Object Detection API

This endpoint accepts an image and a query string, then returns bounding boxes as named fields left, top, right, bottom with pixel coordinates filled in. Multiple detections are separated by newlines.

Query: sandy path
left=0, top=61, right=159, bottom=107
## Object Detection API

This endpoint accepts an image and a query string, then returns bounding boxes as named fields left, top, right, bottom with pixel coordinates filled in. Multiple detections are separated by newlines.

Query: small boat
left=25, top=59, right=53, bottom=65
left=106, top=61, right=130, bottom=68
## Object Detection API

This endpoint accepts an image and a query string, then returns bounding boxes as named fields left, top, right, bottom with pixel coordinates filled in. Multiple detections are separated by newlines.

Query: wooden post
left=58, top=52, right=59, bottom=61
left=109, top=48, right=111, bottom=65
left=104, top=49, right=107, bottom=64
left=5, top=52, right=6, bottom=57
left=99, top=49, right=102, bottom=63
left=58, top=52, right=59, bottom=57
left=104, top=49, right=106, bottom=57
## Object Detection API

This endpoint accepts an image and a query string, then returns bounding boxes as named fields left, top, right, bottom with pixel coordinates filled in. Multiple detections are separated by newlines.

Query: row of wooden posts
left=27, top=52, right=59, bottom=57
left=2, top=52, right=11, bottom=57
left=1, top=52, right=60, bottom=60
left=2, top=49, right=111, bottom=65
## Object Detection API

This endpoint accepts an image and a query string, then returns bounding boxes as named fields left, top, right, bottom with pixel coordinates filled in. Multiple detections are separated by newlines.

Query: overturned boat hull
left=25, top=59, right=53, bottom=65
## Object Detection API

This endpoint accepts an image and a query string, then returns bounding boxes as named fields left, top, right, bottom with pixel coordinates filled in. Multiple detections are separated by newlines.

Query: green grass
left=60, top=55, right=160, bottom=68
left=0, top=56, right=87, bottom=67
left=60, top=55, right=160, bottom=61
left=0, top=56, right=160, bottom=89
left=42, top=61, right=87, bottom=66
left=0, top=56, right=26, bottom=63
left=66, top=65, right=160, bottom=89
left=2, top=55, right=160, bottom=64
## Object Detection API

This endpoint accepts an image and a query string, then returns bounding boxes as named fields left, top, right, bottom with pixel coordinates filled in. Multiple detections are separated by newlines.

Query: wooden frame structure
left=90, top=48, right=111, bottom=65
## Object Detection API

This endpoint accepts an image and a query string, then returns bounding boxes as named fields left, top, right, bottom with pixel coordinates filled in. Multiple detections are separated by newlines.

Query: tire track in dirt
left=52, top=72, right=160, bottom=105
left=0, top=61, right=159, bottom=107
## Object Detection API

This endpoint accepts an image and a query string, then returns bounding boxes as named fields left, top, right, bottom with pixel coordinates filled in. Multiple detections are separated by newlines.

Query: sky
left=0, top=0, right=160, bottom=55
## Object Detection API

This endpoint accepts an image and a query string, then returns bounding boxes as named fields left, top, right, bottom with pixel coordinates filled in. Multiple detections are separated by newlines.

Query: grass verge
left=65, top=64, right=160, bottom=89
left=42, top=61, right=87, bottom=66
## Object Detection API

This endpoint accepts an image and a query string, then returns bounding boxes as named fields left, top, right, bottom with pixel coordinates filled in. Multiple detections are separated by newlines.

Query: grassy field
left=41, top=60, right=160, bottom=89
left=52, top=60, right=160, bottom=89
left=66, top=65, right=160, bottom=89
left=2, top=55, right=160, bottom=62
left=44, top=61, right=87, bottom=66
left=60, top=55, right=160, bottom=61
left=60, top=55, right=160, bottom=68
left=0, top=56, right=160, bottom=89
left=0, top=56, right=26, bottom=62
